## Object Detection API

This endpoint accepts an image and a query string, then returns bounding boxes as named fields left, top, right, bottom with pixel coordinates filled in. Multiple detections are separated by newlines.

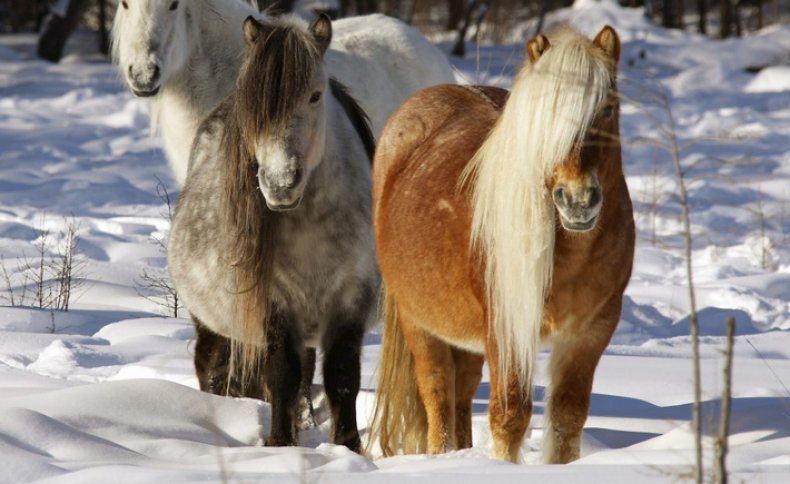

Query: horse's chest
left=271, top=210, right=372, bottom=344
left=545, top=235, right=630, bottom=335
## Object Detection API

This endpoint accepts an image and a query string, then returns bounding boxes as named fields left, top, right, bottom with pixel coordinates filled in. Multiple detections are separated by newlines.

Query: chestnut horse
left=368, top=26, right=635, bottom=464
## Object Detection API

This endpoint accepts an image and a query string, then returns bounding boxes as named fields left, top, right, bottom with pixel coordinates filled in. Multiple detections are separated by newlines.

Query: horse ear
left=309, top=13, right=332, bottom=55
left=594, top=25, right=620, bottom=63
left=526, top=34, right=550, bottom=64
left=243, top=16, right=264, bottom=47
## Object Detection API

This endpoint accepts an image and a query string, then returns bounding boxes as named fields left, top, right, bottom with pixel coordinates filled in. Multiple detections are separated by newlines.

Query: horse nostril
left=553, top=187, right=570, bottom=207
left=286, top=169, right=302, bottom=189
left=128, top=65, right=133, bottom=76
left=586, top=187, right=602, bottom=209
left=151, top=64, right=160, bottom=82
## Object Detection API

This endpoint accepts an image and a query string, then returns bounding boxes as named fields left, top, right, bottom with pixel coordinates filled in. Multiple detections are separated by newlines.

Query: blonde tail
left=366, top=286, right=427, bottom=456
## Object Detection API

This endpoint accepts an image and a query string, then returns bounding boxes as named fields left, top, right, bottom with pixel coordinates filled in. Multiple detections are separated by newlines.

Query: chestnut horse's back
left=373, top=85, right=507, bottom=208
left=373, top=85, right=507, bottom=348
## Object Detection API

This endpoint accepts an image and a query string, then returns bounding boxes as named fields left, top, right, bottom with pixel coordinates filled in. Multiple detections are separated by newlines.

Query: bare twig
left=137, top=266, right=182, bottom=318
left=744, top=338, right=790, bottom=399
left=136, top=180, right=183, bottom=318
left=0, top=255, right=16, bottom=306
left=33, top=227, right=51, bottom=309
left=663, top=85, right=703, bottom=484
left=714, top=317, right=735, bottom=484
left=53, top=217, right=85, bottom=311
left=626, top=74, right=705, bottom=483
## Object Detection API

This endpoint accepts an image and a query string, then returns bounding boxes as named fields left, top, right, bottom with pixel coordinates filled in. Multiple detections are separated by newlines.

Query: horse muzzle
left=131, top=86, right=160, bottom=97
left=259, top=168, right=305, bottom=212
left=553, top=185, right=602, bottom=233
left=127, top=63, right=161, bottom=98
left=265, top=197, right=303, bottom=211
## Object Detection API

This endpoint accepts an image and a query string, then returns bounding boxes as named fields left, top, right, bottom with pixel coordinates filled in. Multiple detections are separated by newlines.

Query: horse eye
left=309, top=91, right=322, bottom=104
left=169, top=1, right=179, bottom=11
left=601, top=106, right=614, bottom=119
left=121, top=1, right=128, bottom=9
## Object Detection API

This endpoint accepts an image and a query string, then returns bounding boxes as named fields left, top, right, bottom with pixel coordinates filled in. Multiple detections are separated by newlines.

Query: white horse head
left=111, top=0, right=191, bottom=97
left=238, top=15, right=332, bottom=211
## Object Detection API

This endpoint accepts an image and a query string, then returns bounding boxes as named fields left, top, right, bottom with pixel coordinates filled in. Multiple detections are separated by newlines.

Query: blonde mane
left=462, top=28, right=615, bottom=393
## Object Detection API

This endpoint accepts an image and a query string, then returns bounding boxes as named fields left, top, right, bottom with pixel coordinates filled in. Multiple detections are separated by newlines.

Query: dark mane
left=216, top=21, right=321, bottom=377
left=329, top=78, right=375, bottom=162
left=236, top=23, right=320, bottom=144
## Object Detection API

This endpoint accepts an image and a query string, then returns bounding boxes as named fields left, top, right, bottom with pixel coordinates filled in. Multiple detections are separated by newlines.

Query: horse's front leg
left=486, top=338, right=532, bottom=463
left=264, top=309, right=302, bottom=447
left=322, top=317, right=365, bottom=452
left=543, top=302, right=620, bottom=463
left=297, top=348, right=317, bottom=429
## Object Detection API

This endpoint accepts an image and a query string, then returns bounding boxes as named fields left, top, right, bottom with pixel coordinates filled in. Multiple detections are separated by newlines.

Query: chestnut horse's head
left=464, top=25, right=623, bottom=392
left=527, top=26, right=621, bottom=233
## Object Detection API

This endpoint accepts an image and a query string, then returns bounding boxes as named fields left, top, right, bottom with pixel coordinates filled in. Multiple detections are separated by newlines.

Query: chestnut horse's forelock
left=461, top=28, right=616, bottom=394
left=216, top=23, right=322, bottom=382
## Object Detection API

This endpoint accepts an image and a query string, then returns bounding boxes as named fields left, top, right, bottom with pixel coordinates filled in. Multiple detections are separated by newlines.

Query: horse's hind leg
left=192, top=318, right=232, bottom=395
left=264, top=309, right=302, bottom=447
left=322, top=317, right=365, bottom=452
left=452, top=348, right=484, bottom=449
left=401, top=319, right=456, bottom=454
left=192, top=317, right=267, bottom=400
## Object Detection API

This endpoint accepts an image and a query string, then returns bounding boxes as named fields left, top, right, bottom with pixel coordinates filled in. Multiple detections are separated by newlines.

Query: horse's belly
left=169, top=244, right=239, bottom=338
left=376, top=169, right=486, bottom=353
left=383, top=224, right=486, bottom=354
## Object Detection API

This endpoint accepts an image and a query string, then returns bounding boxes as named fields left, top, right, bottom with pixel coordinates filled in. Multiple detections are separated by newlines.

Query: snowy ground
left=1, top=2, right=789, bottom=483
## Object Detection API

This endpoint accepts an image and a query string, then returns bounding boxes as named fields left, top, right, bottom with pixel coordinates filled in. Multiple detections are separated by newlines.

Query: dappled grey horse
left=168, top=15, right=377, bottom=449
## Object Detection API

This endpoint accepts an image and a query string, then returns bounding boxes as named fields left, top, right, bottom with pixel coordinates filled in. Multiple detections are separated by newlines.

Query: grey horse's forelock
left=235, top=23, right=320, bottom=142
left=214, top=20, right=324, bottom=381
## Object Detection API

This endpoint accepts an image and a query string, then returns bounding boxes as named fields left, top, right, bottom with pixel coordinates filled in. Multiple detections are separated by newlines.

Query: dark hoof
left=265, top=435, right=296, bottom=447
left=343, top=436, right=362, bottom=454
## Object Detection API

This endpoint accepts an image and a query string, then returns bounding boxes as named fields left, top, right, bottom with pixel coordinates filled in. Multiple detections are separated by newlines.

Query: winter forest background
left=0, top=0, right=789, bottom=483
left=4, top=0, right=790, bottom=59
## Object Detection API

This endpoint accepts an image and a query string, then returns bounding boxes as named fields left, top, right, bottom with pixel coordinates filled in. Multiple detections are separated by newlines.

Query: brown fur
left=369, top=26, right=635, bottom=464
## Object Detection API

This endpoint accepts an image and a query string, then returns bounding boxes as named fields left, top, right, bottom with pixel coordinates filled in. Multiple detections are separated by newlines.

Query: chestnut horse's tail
left=366, top=286, right=428, bottom=456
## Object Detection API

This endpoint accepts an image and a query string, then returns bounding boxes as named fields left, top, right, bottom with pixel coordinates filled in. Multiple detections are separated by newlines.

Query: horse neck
left=167, top=0, right=257, bottom=110
left=300, top=94, right=370, bottom=212
left=196, top=0, right=259, bottom=52
left=155, top=0, right=260, bottom=176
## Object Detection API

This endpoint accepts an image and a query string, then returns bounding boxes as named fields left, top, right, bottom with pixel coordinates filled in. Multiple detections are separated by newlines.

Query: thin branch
left=714, top=317, right=735, bottom=484
left=744, top=338, right=790, bottom=399
left=0, top=255, right=16, bottom=306
left=136, top=180, right=183, bottom=318
left=665, top=91, right=703, bottom=484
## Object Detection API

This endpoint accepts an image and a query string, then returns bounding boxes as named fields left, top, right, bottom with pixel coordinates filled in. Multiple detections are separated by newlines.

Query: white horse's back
left=329, top=14, right=455, bottom=135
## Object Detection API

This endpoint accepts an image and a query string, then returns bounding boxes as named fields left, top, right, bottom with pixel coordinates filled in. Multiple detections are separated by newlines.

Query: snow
left=1, top=3, right=789, bottom=483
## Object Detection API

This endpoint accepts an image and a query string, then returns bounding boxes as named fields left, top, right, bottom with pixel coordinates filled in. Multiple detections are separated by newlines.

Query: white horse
left=111, top=0, right=456, bottom=185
